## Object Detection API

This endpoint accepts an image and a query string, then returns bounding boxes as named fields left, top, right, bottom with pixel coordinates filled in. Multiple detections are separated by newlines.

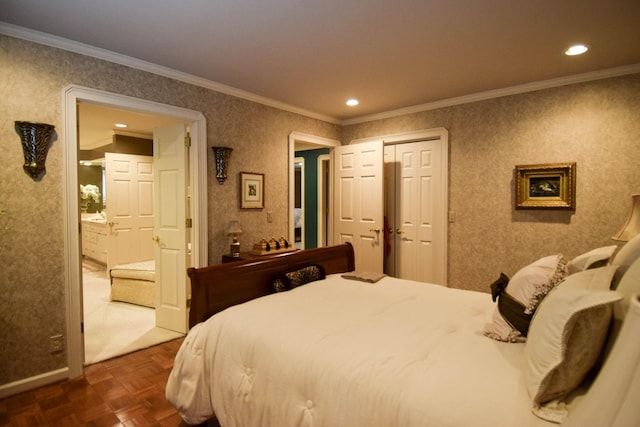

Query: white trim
left=288, top=132, right=341, bottom=246
left=0, top=22, right=340, bottom=125
left=0, top=368, right=69, bottom=400
left=343, top=64, right=640, bottom=125
left=3, top=22, right=637, bottom=127
left=62, top=85, right=207, bottom=378
left=295, top=157, right=305, bottom=249
left=317, top=154, right=331, bottom=247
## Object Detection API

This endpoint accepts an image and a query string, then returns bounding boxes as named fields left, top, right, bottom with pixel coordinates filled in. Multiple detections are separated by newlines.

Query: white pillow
left=525, top=286, right=621, bottom=408
left=485, top=254, right=568, bottom=342
left=567, top=245, right=617, bottom=275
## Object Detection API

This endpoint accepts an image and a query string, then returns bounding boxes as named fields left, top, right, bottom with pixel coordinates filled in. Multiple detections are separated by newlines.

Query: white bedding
left=167, top=274, right=553, bottom=427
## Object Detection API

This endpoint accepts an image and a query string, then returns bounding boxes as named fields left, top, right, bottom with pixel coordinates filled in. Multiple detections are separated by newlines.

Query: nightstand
left=221, top=252, right=257, bottom=263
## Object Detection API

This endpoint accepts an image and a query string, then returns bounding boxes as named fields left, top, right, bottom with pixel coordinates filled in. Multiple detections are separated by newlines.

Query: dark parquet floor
left=0, top=338, right=196, bottom=426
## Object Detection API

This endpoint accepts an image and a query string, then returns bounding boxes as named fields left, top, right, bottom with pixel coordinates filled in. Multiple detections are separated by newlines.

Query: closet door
left=333, top=140, right=384, bottom=273
left=391, top=140, right=446, bottom=284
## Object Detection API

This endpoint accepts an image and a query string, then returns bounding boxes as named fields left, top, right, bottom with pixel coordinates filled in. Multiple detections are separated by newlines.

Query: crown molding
left=0, top=22, right=342, bottom=125
left=3, top=22, right=639, bottom=128
left=343, top=63, right=640, bottom=125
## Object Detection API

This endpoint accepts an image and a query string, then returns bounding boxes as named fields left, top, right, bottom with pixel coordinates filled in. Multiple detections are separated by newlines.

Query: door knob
left=108, top=221, right=119, bottom=227
left=397, top=228, right=404, bottom=234
left=369, top=228, right=381, bottom=233
left=153, top=236, right=161, bottom=243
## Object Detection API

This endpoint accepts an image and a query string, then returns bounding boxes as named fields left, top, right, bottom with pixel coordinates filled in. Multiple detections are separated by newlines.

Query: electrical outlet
left=267, top=211, right=273, bottom=223
left=50, top=334, right=63, bottom=353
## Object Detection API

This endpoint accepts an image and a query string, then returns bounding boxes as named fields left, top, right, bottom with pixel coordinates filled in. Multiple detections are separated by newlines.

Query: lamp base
left=230, top=240, right=240, bottom=257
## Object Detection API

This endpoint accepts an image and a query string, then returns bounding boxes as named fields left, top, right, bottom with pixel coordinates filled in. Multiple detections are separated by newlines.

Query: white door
left=386, top=140, right=446, bottom=284
left=105, top=153, right=155, bottom=271
left=332, top=141, right=384, bottom=273
left=153, top=124, right=189, bottom=333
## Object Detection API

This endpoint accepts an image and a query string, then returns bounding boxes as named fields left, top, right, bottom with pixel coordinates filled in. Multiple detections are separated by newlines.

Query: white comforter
left=166, top=274, right=552, bottom=427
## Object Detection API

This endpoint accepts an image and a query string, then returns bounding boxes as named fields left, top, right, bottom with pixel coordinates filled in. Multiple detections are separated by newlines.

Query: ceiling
left=2, top=0, right=640, bottom=126
left=77, top=103, right=183, bottom=150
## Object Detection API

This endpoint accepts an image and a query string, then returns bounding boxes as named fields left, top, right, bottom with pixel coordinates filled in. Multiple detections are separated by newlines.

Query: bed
left=109, top=260, right=155, bottom=308
left=166, top=238, right=640, bottom=427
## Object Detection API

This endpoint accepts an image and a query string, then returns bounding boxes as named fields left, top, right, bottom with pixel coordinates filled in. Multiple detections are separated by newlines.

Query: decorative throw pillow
left=485, top=254, right=568, bottom=342
left=272, top=264, right=326, bottom=292
left=525, top=286, right=621, bottom=409
left=567, top=245, right=618, bottom=275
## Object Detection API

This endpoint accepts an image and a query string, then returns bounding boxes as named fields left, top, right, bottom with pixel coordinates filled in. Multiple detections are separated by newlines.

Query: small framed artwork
left=240, top=172, right=264, bottom=209
left=515, top=163, right=576, bottom=210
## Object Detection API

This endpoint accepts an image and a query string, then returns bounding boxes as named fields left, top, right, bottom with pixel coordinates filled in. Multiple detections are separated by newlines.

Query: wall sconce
left=15, top=121, right=55, bottom=180
left=211, top=146, right=233, bottom=184
left=228, top=220, right=243, bottom=257
left=612, top=194, right=640, bottom=242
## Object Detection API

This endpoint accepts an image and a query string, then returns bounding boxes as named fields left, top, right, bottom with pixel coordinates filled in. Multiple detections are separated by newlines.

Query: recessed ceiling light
left=114, top=123, right=128, bottom=128
left=346, top=99, right=359, bottom=107
left=565, top=44, right=589, bottom=56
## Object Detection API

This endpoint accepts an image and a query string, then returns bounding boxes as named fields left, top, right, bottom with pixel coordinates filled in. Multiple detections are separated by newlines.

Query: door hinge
left=184, top=132, right=191, bottom=147
left=185, top=218, right=193, bottom=228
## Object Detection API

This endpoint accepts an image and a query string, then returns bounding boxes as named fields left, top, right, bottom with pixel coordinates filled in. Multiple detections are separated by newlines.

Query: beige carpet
left=82, top=260, right=184, bottom=365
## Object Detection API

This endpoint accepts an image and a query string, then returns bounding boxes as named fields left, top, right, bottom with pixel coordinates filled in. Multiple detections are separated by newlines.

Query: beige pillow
left=567, top=245, right=618, bottom=275
left=560, top=265, right=617, bottom=291
left=485, top=254, right=567, bottom=342
left=525, top=286, right=621, bottom=406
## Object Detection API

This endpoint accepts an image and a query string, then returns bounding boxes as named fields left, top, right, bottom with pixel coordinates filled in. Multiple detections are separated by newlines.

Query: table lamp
left=228, top=220, right=243, bottom=257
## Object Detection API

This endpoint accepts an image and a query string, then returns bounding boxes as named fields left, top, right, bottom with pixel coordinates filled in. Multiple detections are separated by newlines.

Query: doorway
left=78, top=106, right=183, bottom=364
left=288, top=132, right=340, bottom=249
left=344, top=128, right=449, bottom=280
left=63, top=85, right=208, bottom=377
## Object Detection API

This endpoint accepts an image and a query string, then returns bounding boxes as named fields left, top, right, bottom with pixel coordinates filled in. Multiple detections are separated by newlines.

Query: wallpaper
left=1, top=31, right=639, bottom=392
left=0, top=34, right=340, bottom=386
left=344, top=74, right=640, bottom=291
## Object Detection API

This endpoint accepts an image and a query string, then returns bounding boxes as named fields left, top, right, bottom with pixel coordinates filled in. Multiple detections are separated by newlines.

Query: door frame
left=62, top=85, right=208, bottom=377
left=350, top=127, right=449, bottom=282
left=288, top=132, right=340, bottom=246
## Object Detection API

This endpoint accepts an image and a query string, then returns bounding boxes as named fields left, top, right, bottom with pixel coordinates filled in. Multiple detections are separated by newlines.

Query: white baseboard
left=0, top=368, right=69, bottom=399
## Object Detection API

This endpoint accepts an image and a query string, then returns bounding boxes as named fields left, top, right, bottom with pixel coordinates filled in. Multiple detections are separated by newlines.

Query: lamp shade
left=227, top=220, right=242, bottom=235
left=613, top=194, right=640, bottom=242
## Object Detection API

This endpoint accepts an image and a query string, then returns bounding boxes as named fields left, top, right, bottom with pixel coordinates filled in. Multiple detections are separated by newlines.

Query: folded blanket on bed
left=341, top=271, right=386, bottom=283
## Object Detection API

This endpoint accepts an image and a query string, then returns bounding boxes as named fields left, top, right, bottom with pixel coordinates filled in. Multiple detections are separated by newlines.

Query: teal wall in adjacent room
left=295, top=148, right=329, bottom=248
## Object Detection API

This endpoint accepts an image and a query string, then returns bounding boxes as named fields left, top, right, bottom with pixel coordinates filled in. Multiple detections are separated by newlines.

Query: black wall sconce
left=15, top=121, right=55, bottom=180
left=211, top=146, right=233, bottom=184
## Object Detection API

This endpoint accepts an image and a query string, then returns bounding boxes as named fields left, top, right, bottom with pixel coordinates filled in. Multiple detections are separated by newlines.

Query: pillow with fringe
left=485, top=254, right=568, bottom=342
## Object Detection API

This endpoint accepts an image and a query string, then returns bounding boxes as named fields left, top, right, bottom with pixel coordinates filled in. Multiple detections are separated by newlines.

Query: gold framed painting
left=240, top=172, right=264, bottom=209
left=515, top=163, right=576, bottom=210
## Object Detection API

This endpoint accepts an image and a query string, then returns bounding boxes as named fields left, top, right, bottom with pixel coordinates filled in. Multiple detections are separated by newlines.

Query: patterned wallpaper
left=344, top=73, right=640, bottom=291
left=1, top=32, right=639, bottom=390
left=0, top=34, right=340, bottom=386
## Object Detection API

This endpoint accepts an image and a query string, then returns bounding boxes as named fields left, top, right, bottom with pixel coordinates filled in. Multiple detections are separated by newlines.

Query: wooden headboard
left=187, top=243, right=355, bottom=328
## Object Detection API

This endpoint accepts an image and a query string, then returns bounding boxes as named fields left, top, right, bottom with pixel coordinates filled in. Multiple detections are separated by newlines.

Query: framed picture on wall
left=515, top=163, right=576, bottom=210
left=240, top=172, right=265, bottom=209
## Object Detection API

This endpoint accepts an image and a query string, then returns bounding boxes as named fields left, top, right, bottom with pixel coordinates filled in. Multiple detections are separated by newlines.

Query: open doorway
left=78, top=102, right=184, bottom=364
left=288, top=132, right=340, bottom=249
left=63, top=85, right=208, bottom=377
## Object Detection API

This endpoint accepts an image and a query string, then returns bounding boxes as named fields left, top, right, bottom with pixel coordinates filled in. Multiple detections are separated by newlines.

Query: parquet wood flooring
left=0, top=338, right=199, bottom=426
